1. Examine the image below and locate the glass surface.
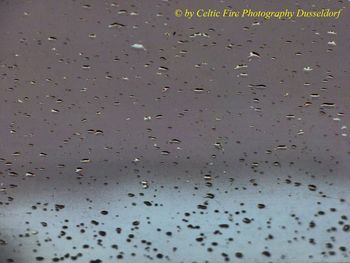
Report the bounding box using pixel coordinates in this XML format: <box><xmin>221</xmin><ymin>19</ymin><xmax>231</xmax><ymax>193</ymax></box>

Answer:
<box><xmin>0</xmin><ymin>0</ymin><xmax>349</xmax><ymax>262</ymax></box>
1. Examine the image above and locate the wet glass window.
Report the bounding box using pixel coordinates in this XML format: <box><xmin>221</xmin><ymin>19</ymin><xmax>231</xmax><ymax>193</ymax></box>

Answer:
<box><xmin>0</xmin><ymin>1</ymin><xmax>349</xmax><ymax>262</ymax></box>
